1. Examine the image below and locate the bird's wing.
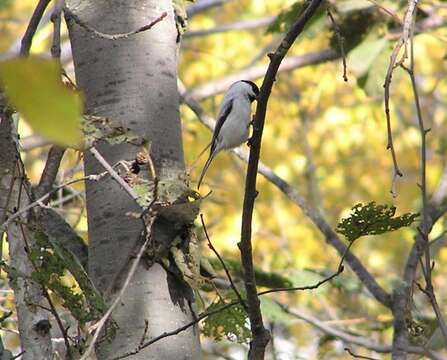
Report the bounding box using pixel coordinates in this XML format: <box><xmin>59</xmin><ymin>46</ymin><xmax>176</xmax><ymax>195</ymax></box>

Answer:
<box><xmin>197</xmin><ymin>99</ymin><xmax>234</xmax><ymax>189</ymax></box>
<box><xmin>210</xmin><ymin>98</ymin><xmax>233</xmax><ymax>153</ymax></box>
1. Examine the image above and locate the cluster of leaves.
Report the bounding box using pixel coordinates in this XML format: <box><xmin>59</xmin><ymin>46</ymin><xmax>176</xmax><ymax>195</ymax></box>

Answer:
<box><xmin>29</xmin><ymin>232</ymin><xmax>104</xmax><ymax>324</ymax></box>
<box><xmin>202</xmin><ymin>299</ymin><xmax>251</xmax><ymax>343</ymax></box>
<box><xmin>336</xmin><ymin>202</ymin><xmax>419</xmax><ymax>242</ymax></box>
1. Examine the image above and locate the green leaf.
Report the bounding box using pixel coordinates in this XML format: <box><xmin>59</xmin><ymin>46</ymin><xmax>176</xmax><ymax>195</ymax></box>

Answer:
<box><xmin>348</xmin><ymin>36</ymin><xmax>389</xmax><ymax>77</ymax></box>
<box><xmin>260</xmin><ymin>297</ymin><xmax>290</xmax><ymax>325</ymax></box>
<box><xmin>348</xmin><ymin>36</ymin><xmax>391</xmax><ymax>96</ymax></box>
<box><xmin>202</xmin><ymin>299</ymin><xmax>251</xmax><ymax>343</ymax></box>
<box><xmin>0</xmin><ymin>57</ymin><xmax>82</xmax><ymax>147</ymax></box>
<box><xmin>336</xmin><ymin>202</ymin><xmax>419</xmax><ymax>242</ymax></box>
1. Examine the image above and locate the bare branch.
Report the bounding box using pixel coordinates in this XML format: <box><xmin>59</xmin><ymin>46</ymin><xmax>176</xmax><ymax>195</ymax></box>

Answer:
<box><xmin>64</xmin><ymin>7</ymin><xmax>167</xmax><ymax>40</ymax></box>
<box><xmin>89</xmin><ymin>147</ymin><xmax>140</xmax><ymax>203</ymax></box>
<box><xmin>20</xmin><ymin>0</ymin><xmax>51</xmax><ymax>57</ymax></box>
<box><xmin>200</xmin><ymin>214</ymin><xmax>245</xmax><ymax>307</ymax></box>
<box><xmin>240</xmin><ymin>1</ymin><xmax>325</xmax><ymax>358</ymax></box>
<box><xmin>1</xmin><ymin>174</ymin><xmax>104</xmax><ymax>232</ymax></box>
<box><xmin>326</xmin><ymin>8</ymin><xmax>347</xmax><ymax>82</ymax></box>
<box><xmin>34</xmin><ymin>146</ymin><xmax>65</xmax><ymax>200</ymax></box>
<box><xmin>258</xmin><ymin>266</ymin><xmax>343</xmax><ymax>297</ymax></box>
<box><xmin>344</xmin><ymin>347</ymin><xmax>380</xmax><ymax>360</ymax></box>
<box><xmin>366</xmin><ymin>0</ymin><xmax>403</xmax><ymax>24</ymax></box>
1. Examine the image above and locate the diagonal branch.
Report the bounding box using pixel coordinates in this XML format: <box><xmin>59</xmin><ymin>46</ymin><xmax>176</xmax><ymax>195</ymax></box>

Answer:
<box><xmin>34</xmin><ymin>146</ymin><xmax>65</xmax><ymax>200</ymax></box>
<box><xmin>200</xmin><ymin>214</ymin><xmax>245</xmax><ymax>307</ymax></box>
<box><xmin>64</xmin><ymin>7</ymin><xmax>167</xmax><ymax>40</ymax></box>
<box><xmin>20</xmin><ymin>0</ymin><xmax>51</xmax><ymax>57</ymax></box>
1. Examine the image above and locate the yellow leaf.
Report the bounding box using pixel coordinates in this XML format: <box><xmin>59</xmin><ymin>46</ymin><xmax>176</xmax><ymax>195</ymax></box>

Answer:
<box><xmin>0</xmin><ymin>57</ymin><xmax>82</xmax><ymax>147</ymax></box>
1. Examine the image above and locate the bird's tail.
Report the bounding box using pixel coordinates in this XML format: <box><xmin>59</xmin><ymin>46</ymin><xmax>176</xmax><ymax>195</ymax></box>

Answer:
<box><xmin>187</xmin><ymin>142</ymin><xmax>211</xmax><ymax>173</ymax></box>
<box><xmin>197</xmin><ymin>149</ymin><xmax>216</xmax><ymax>189</ymax></box>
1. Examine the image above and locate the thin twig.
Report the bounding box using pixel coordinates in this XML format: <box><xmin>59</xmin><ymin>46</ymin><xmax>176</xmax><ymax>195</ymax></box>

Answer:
<box><xmin>240</xmin><ymin>1</ymin><xmax>325</xmax><ymax>358</ymax></box>
<box><xmin>20</xmin><ymin>0</ymin><xmax>51</xmax><ymax>56</ymax></box>
<box><xmin>200</xmin><ymin>214</ymin><xmax>245</xmax><ymax>307</ymax></box>
<box><xmin>79</xmin><ymin>216</ymin><xmax>156</xmax><ymax>360</ymax></box>
<box><xmin>64</xmin><ymin>7</ymin><xmax>167</xmax><ymax>40</ymax></box>
<box><xmin>326</xmin><ymin>8</ymin><xmax>347</xmax><ymax>82</ymax></box>
<box><xmin>1</xmin><ymin>175</ymin><xmax>105</xmax><ymax>232</ymax></box>
<box><xmin>258</xmin><ymin>241</ymin><xmax>350</xmax><ymax>297</ymax></box>
<box><xmin>89</xmin><ymin>147</ymin><xmax>140</xmax><ymax>203</ymax></box>
<box><xmin>383</xmin><ymin>0</ymin><xmax>418</xmax><ymax>196</ymax></box>
<box><xmin>138</xmin><ymin>319</ymin><xmax>149</xmax><ymax>347</ymax></box>
<box><xmin>257</xmin><ymin>266</ymin><xmax>343</xmax><ymax>296</ymax></box>
<box><xmin>44</xmin><ymin>285</ymin><xmax>72</xmax><ymax>359</ymax></box>
<box><xmin>365</xmin><ymin>0</ymin><xmax>403</xmax><ymax>24</ymax></box>
<box><xmin>11</xmin><ymin>350</ymin><xmax>26</xmax><ymax>360</ymax></box>
<box><xmin>344</xmin><ymin>347</ymin><xmax>380</xmax><ymax>360</ymax></box>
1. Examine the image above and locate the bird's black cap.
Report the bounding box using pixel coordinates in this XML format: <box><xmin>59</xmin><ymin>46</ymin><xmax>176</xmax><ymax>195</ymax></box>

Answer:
<box><xmin>241</xmin><ymin>80</ymin><xmax>259</xmax><ymax>101</ymax></box>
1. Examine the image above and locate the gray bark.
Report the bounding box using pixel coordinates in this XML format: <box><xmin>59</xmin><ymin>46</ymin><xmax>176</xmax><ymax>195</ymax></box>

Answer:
<box><xmin>0</xmin><ymin>112</ymin><xmax>53</xmax><ymax>359</ymax></box>
<box><xmin>66</xmin><ymin>1</ymin><xmax>200</xmax><ymax>359</ymax></box>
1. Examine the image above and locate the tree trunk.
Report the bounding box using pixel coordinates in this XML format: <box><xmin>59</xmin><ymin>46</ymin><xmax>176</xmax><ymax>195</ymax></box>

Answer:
<box><xmin>66</xmin><ymin>1</ymin><xmax>200</xmax><ymax>359</ymax></box>
<box><xmin>0</xmin><ymin>106</ymin><xmax>53</xmax><ymax>359</ymax></box>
